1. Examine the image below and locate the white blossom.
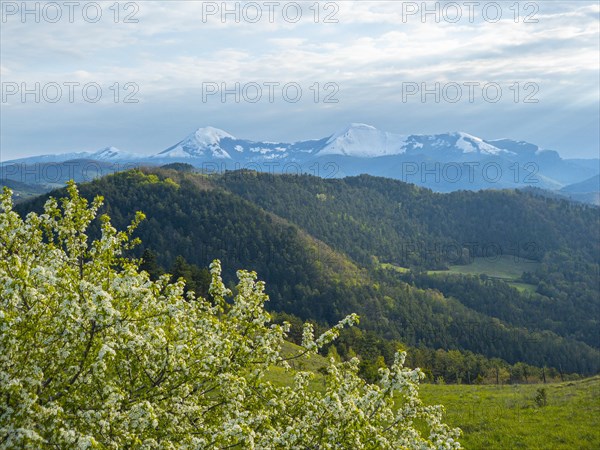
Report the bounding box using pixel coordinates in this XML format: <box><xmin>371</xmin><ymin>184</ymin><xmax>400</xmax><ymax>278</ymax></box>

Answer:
<box><xmin>0</xmin><ymin>183</ymin><xmax>461</xmax><ymax>448</ymax></box>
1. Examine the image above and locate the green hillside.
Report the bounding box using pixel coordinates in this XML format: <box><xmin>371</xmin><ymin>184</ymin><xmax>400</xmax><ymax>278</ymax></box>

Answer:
<box><xmin>16</xmin><ymin>168</ymin><xmax>600</xmax><ymax>378</ymax></box>
<box><xmin>0</xmin><ymin>179</ymin><xmax>49</xmax><ymax>203</ymax></box>
<box><xmin>216</xmin><ymin>171</ymin><xmax>599</xmax><ymax>350</ymax></box>
<box><xmin>216</xmin><ymin>171</ymin><xmax>599</xmax><ymax>267</ymax></box>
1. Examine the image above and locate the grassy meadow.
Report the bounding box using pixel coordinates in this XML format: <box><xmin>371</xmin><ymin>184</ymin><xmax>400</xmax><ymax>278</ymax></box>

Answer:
<box><xmin>266</xmin><ymin>343</ymin><xmax>600</xmax><ymax>449</ymax></box>
<box><xmin>424</xmin><ymin>255</ymin><xmax>540</xmax><ymax>293</ymax></box>
<box><xmin>419</xmin><ymin>377</ymin><xmax>600</xmax><ymax>449</ymax></box>
<box><xmin>427</xmin><ymin>255</ymin><xmax>540</xmax><ymax>279</ymax></box>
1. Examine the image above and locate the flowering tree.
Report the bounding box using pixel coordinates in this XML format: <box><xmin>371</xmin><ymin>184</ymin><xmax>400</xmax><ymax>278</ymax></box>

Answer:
<box><xmin>0</xmin><ymin>183</ymin><xmax>461</xmax><ymax>449</ymax></box>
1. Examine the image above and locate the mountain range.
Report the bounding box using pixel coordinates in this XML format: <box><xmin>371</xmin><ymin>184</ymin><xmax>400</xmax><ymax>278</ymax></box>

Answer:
<box><xmin>2</xmin><ymin>124</ymin><xmax>599</xmax><ymax>201</ymax></box>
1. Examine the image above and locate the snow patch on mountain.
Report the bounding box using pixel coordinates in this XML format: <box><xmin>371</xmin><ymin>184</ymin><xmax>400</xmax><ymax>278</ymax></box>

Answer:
<box><xmin>155</xmin><ymin>126</ymin><xmax>234</xmax><ymax>159</ymax></box>
<box><xmin>4</xmin><ymin>146</ymin><xmax>139</xmax><ymax>163</ymax></box>
<box><xmin>318</xmin><ymin>123</ymin><xmax>407</xmax><ymax>157</ymax></box>
<box><xmin>454</xmin><ymin>132</ymin><xmax>508</xmax><ymax>155</ymax></box>
<box><xmin>191</xmin><ymin>126</ymin><xmax>235</xmax><ymax>146</ymax></box>
<box><xmin>485</xmin><ymin>138</ymin><xmax>550</xmax><ymax>156</ymax></box>
<box><xmin>90</xmin><ymin>146</ymin><xmax>139</xmax><ymax>160</ymax></box>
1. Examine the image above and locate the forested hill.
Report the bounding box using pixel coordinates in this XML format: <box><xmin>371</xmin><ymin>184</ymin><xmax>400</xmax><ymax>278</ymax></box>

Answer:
<box><xmin>16</xmin><ymin>168</ymin><xmax>600</xmax><ymax>377</ymax></box>
<box><xmin>217</xmin><ymin>171</ymin><xmax>599</xmax><ymax>268</ymax></box>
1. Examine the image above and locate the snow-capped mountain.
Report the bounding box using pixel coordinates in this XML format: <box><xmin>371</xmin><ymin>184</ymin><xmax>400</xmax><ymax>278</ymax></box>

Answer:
<box><xmin>484</xmin><ymin>138</ymin><xmax>557</xmax><ymax>157</ymax></box>
<box><xmin>3</xmin><ymin>124</ymin><xmax>598</xmax><ymax>199</ymax></box>
<box><xmin>316</xmin><ymin>126</ymin><xmax>515</xmax><ymax>158</ymax></box>
<box><xmin>2</xmin><ymin>124</ymin><xmax>567</xmax><ymax>164</ymax></box>
<box><xmin>401</xmin><ymin>132</ymin><xmax>512</xmax><ymax>157</ymax></box>
<box><xmin>317</xmin><ymin>123</ymin><xmax>407</xmax><ymax>157</ymax></box>
<box><xmin>152</xmin><ymin>124</ymin><xmax>527</xmax><ymax>162</ymax></box>
<box><xmin>90</xmin><ymin>146</ymin><xmax>140</xmax><ymax>161</ymax></box>
<box><xmin>153</xmin><ymin>126</ymin><xmax>326</xmax><ymax>162</ymax></box>
<box><xmin>5</xmin><ymin>146</ymin><xmax>139</xmax><ymax>164</ymax></box>
<box><xmin>154</xmin><ymin>127</ymin><xmax>235</xmax><ymax>159</ymax></box>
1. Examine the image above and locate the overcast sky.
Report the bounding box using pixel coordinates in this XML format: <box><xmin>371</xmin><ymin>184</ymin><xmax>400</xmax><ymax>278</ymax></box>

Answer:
<box><xmin>1</xmin><ymin>1</ymin><xmax>599</xmax><ymax>160</ymax></box>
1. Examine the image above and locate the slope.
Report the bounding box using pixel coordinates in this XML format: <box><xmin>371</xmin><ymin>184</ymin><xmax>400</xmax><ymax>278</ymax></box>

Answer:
<box><xmin>15</xmin><ymin>168</ymin><xmax>600</xmax><ymax>374</ymax></box>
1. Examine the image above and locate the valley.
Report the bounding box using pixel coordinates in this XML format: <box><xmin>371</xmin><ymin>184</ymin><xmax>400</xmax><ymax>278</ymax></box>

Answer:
<box><xmin>4</xmin><ymin>163</ymin><xmax>599</xmax><ymax>449</ymax></box>
<box><xmin>15</xmin><ymin>167</ymin><xmax>600</xmax><ymax>380</ymax></box>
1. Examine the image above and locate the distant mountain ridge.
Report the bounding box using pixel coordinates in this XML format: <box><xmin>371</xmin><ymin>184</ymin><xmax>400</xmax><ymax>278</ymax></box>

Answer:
<box><xmin>6</xmin><ymin>146</ymin><xmax>139</xmax><ymax>163</ymax></box>
<box><xmin>3</xmin><ymin>124</ymin><xmax>599</xmax><ymax>197</ymax></box>
<box><xmin>562</xmin><ymin>174</ymin><xmax>600</xmax><ymax>193</ymax></box>
<box><xmin>559</xmin><ymin>175</ymin><xmax>600</xmax><ymax>205</ymax></box>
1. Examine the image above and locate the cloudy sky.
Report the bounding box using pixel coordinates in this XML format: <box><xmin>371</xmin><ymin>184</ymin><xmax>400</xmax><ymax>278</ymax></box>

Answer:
<box><xmin>1</xmin><ymin>1</ymin><xmax>599</xmax><ymax>160</ymax></box>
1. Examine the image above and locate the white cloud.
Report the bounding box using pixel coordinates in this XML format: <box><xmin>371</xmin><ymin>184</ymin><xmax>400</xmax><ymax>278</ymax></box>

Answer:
<box><xmin>0</xmin><ymin>1</ymin><xmax>598</xmax><ymax>159</ymax></box>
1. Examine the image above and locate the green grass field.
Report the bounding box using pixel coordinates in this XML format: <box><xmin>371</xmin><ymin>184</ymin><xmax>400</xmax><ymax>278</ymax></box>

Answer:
<box><xmin>383</xmin><ymin>255</ymin><xmax>540</xmax><ymax>292</ymax></box>
<box><xmin>507</xmin><ymin>281</ymin><xmax>538</xmax><ymax>293</ymax></box>
<box><xmin>426</xmin><ymin>255</ymin><xmax>540</xmax><ymax>292</ymax></box>
<box><xmin>419</xmin><ymin>377</ymin><xmax>600</xmax><ymax>449</ymax></box>
<box><xmin>428</xmin><ymin>255</ymin><xmax>540</xmax><ymax>280</ymax></box>
<box><xmin>266</xmin><ymin>344</ymin><xmax>600</xmax><ymax>449</ymax></box>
